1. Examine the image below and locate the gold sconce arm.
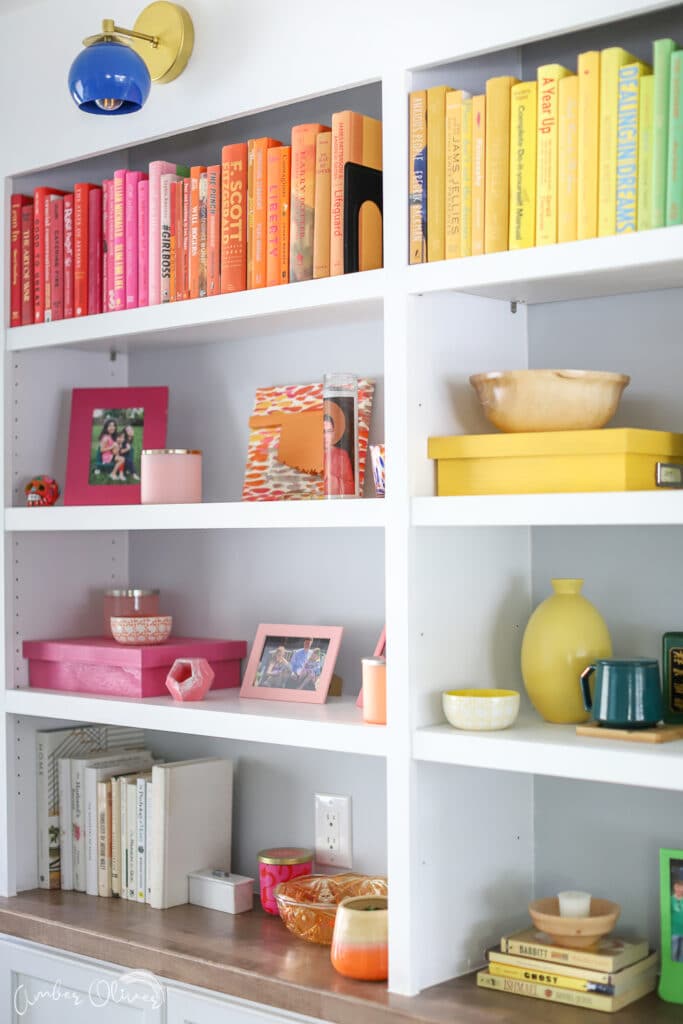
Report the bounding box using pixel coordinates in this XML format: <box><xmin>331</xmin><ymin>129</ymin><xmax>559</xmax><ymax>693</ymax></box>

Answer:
<box><xmin>79</xmin><ymin>4</ymin><xmax>194</xmax><ymax>84</ymax></box>
<box><xmin>83</xmin><ymin>19</ymin><xmax>159</xmax><ymax>49</ymax></box>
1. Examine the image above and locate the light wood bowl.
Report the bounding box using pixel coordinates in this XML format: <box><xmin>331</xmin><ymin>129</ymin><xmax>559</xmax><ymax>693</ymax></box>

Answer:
<box><xmin>469</xmin><ymin>370</ymin><xmax>630</xmax><ymax>432</ymax></box>
<box><xmin>528</xmin><ymin>897</ymin><xmax>621</xmax><ymax>949</ymax></box>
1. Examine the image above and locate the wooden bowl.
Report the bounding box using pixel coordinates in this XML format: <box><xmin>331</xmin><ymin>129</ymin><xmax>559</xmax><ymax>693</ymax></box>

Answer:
<box><xmin>469</xmin><ymin>370</ymin><xmax>630</xmax><ymax>432</ymax></box>
<box><xmin>528</xmin><ymin>897</ymin><xmax>621</xmax><ymax>949</ymax></box>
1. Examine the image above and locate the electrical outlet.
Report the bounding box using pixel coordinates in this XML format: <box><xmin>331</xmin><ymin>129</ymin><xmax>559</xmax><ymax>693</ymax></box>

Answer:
<box><xmin>314</xmin><ymin>793</ymin><xmax>352</xmax><ymax>868</ymax></box>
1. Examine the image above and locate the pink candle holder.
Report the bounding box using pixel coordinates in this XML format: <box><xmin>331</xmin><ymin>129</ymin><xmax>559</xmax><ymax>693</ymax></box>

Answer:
<box><xmin>257</xmin><ymin>847</ymin><xmax>313</xmax><ymax>915</ymax></box>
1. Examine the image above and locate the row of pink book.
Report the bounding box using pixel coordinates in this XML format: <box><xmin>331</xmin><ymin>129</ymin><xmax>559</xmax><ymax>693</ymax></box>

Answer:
<box><xmin>9</xmin><ymin>111</ymin><xmax>383</xmax><ymax>328</ymax></box>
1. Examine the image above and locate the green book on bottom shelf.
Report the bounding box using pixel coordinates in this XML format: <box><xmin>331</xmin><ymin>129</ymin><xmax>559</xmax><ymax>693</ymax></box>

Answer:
<box><xmin>477</xmin><ymin>966</ymin><xmax>657</xmax><ymax>1013</ymax></box>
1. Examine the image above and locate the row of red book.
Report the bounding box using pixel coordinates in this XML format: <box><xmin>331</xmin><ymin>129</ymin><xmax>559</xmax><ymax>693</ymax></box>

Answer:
<box><xmin>9</xmin><ymin>111</ymin><xmax>383</xmax><ymax>328</ymax></box>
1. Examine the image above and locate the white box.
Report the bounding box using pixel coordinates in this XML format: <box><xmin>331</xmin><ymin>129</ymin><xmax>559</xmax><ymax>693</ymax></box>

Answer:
<box><xmin>188</xmin><ymin>869</ymin><xmax>254</xmax><ymax>914</ymax></box>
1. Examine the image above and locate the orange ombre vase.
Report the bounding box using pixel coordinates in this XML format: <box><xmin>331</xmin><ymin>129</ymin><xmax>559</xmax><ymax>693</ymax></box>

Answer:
<box><xmin>330</xmin><ymin>895</ymin><xmax>388</xmax><ymax>981</ymax></box>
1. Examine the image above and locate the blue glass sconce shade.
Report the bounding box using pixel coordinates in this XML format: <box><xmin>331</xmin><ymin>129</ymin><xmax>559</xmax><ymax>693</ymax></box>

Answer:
<box><xmin>68</xmin><ymin>40</ymin><xmax>152</xmax><ymax>114</ymax></box>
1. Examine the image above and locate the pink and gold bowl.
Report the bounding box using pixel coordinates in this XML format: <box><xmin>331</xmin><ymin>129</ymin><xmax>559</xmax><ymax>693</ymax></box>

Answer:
<box><xmin>110</xmin><ymin>615</ymin><xmax>172</xmax><ymax>645</ymax></box>
<box><xmin>274</xmin><ymin>873</ymin><xmax>388</xmax><ymax>945</ymax></box>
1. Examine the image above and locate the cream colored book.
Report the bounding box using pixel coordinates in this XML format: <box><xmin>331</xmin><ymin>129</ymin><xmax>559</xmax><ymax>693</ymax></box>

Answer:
<box><xmin>150</xmin><ymin>758</ymin><xmax>233</xmax><ymax>910</ymax></box>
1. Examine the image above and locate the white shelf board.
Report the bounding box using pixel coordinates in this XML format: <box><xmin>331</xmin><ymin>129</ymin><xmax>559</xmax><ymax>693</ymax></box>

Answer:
<box><xmin>406</xmin><ymin>226</ymin><xmax>683</xmax><ymax>304</ymax></box>
<box><xmin>5</xmin><ymin>688</ymin><xmax>385</xmax><ymax>757</ymax></box>
<box><xmin>5</xmin><ymin>499</ymin><xmax>385</xmax><ymax>532</ymax></box>
<box><xmin>412</xmin><ymin>491</ymin><xmax>683</xmax><ymax>527</ymax></box>
<box><xmin>7</xmin><ymin>271</ymin><xmax>385</xmax><ymax>353</ymax></box>
<box><xmin>413</xmin><ymin>716</ymin><xmax>683</xmax><ymax>791</ymax></box>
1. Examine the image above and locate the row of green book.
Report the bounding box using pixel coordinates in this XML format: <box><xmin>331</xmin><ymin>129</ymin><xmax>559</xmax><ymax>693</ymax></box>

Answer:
<box><xmin>409</xmin><ymin>37</ymin><xmax>683</xmax><ymax>262</ymax></box>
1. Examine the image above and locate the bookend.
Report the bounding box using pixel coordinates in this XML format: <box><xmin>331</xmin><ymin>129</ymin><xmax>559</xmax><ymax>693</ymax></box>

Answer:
<box><xmin>343</xmin><ymin>163</ymin><xmax>383</xmax><ymax>274</ymax></box>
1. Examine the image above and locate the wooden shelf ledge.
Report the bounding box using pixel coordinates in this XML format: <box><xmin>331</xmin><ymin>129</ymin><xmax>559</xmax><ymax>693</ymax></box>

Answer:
<box><xmin>0</xmin><ymin>891</ymin><xmax>675</xmax><ymax>1023</ymax></box>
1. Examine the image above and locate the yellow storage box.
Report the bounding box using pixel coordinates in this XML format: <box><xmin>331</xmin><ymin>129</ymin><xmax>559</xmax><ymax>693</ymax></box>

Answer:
<box><xmin>428</xmin><ymin>428</ymin><xmax>683</xmax><ymax>496</ymax></box>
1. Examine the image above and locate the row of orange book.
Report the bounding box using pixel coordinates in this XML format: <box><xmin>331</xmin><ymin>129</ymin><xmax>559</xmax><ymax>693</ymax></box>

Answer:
<box><xmin>9</xmin><ymin>110</ymin><xmax>383</xmax><ymax>327</ymax></box>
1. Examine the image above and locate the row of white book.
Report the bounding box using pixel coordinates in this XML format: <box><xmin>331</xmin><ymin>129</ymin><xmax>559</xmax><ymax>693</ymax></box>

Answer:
<box><xmin>37</xmin><ymin>725</ymin><xmax>233</xmax><ymax>910</ymax></box>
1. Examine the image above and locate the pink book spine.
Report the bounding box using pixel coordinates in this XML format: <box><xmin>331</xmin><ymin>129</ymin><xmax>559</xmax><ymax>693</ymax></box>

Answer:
<box><xmin>148</xmin><ymin>160</ymin><xmax>176</xmax><ymax>305</ymax></box>
<box><xmin>106</xmin><ymin>179</ymin><xmax>115</xmax><ymax>311</ymax></box>
<box><xmin>88</xmin><ymin>187</ymin><xmax>102</xmax><ymax>315</ymax></box>
<box><xmin>125</xmin><ymin>170</ymin><xmax>144</xmax><ymax>308</ymax></box>
<box><xmin>63</xmin><ymin>195</ymin><xmax>74</xmax><ymax>319</ymax></box>
<box><xmin>101</xmin><ymin>181</ymin><xmax>109</xmax><ymax>313</ymax></box>
<box><xmin>138</xmin><ymin>179</ymin><xmax>149</xmax><ymax>307</ymax></box>
<box><xmin>113</xmin><ymin>169</ymin><xmax>126</xmax><ymax>311</ymax></box>
<box><xmin>182</xmin><ymin>178</ymin><xmax>191</xmax><ymax>299</ymax></box>
<box><xmin>49</xmin><ymin>196</ymin><xmax>64</xmax><ymax>322</ymax></box>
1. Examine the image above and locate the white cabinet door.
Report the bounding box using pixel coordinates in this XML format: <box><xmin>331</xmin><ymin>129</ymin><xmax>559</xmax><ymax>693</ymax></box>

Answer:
<box><xmin>0</xmin><ymin>940</ymin><xmax>164</xmax><ymax>1023</ymax></box>
<box><xmin>167</xmin><ymin>987</ymin><xmax>327</xmax><ymax>1024</ymax></box>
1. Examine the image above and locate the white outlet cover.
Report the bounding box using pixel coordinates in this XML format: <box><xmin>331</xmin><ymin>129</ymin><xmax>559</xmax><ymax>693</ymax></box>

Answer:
<box><xmin>314</xmin><ymin>792</ymin><xmax>352</xmax><ymax>868</ymax></box>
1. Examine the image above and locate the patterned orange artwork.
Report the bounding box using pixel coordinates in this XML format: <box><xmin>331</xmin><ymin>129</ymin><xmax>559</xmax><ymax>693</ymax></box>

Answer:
<box><xmin>243</xmin><ymin>380</ymin><xmax>374</xmax><ymax>501</ymax></box>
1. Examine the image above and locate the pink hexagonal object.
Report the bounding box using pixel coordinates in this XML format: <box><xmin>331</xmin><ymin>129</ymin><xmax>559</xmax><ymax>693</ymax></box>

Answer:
<box><xmin>166</xmin><ymin>657</ymin><xmax>215</xmax><ymax>702</ymax></box>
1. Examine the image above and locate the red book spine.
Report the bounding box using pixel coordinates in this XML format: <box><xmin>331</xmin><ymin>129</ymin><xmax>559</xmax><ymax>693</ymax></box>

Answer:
<box><xmin>74</xmin><ymin>183</ymin><xmax>92</xmax><ymax>317</ymax></box>
<box><xmin>10</xmin><ymin>195</ymin><xmax>30</xmax><ymax>326</ymax></box>
<box><xmin>174</xmin><ymin>177</ymin><xmax>184</xmax><ymax>300</ymax></box>
<box><xmin>88</xmin><ymin>187</ymin><xmax>102</xmax><ymax>315</ymax></box>
<box><xmin>207</xmin><ymin>165</ymin><xmax>221</xmax><ymax>295</ymax></box>
<box><xmin>182</xmin><ymin>178</ymin><xmax>191</xmax><ymax>298</ymax></box>
<box><xmin>43</xmin><ymin>195</ymin><xmax>53</xmax><ymax>321</ymax></box>
<box><xmin>32</xmin><ymin>187</ymin><xmax>64</xmax><ymax>322</ymax></box>
<box><xmin>20</xmin><ymin>205</ymin><xmax>34</xmax><ymax>326</ymax></box>
<box><xmin>220</xmin><ymin>143</ymin><xmax>248</xmax><ymax>293</ymax></box>
<box><xmin>63</xmin><ymin>195</ymin><xmax>74</xmax><ymax>319</ymax></box>
<box><xmin>101</xmin><ymin>182</ymin><xmax>109</xmax><ymax>313</ymax></box>
<box><xmin>137</xmin><ymin>179</ymin><xmax>149</xmax><ymax>307</ymax></box>
<box><xmin>49</xmin><ymin>196</ymin><xmax>64</xmax><ymax>321</ymax></box>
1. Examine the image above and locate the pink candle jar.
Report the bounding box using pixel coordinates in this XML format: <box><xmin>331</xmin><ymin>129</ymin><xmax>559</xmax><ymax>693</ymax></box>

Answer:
<box><xmin>362</xmin><ymin>657</ymin><xmax>386</xmax><ymax>724</ymax></box>
<box><xmin>257</xmin><ymin>847</ymin><xmax>313</xmax><ymax>915</ymax></box>
<box><xmin>103</xmin><ymin>588</ymin><xmax>160</xmax><ymax>637</ymax></box>
<box><xmin>141</xmin><ymin>449</ymin><xmax>202</xmax><ymax>504</ymax></box>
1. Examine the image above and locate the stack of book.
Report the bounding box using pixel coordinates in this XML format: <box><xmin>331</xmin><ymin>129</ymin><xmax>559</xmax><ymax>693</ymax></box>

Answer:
<box><xmin>409</xmin><ymin>35</ymin><xmax>683</xmax><ymax>262</ymax></box>
<box><xmin>9</xmin><ymin>109</ymin><xmax>383</xmax><ymax>328</ymax></box>
<box><xmin>477</xmin><ymin>926</ymin><xmax>658</xmax><ymax>1013</ymax></box>
<box><xmin>37</xmin><ymin>724</ymin><xmax>233</xmax><ymax>910</ymax></box>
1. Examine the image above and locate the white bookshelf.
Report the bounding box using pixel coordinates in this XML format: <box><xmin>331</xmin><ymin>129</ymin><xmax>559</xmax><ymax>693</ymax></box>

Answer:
<box><xmin>2</xmin><ymin>0</ymin><xmax>683</xmax><ymax>1016</ymax></box>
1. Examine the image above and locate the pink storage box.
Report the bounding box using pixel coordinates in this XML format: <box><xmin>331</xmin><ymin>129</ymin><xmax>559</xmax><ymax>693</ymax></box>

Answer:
<box><xmin>23</xmin><ymin>636</ymin><xmax>247</xmax><ymax>699</ymax></box>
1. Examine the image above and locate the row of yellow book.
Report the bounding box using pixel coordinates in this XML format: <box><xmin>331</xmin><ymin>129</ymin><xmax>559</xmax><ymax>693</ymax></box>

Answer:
<box><xmin>409</xmin><ymin>37</ymin><xmax>683</xmax><ymax>262</ymax></box>
<box><xmin>477</xmin><ymin>926</ymin><xmax>658</xmax><ymax>1014</ymax></box>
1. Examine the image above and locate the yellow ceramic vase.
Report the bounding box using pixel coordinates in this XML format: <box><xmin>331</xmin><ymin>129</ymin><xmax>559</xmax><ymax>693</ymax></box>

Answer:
<box><xmin>521</xmin><ymin>579</ymin><xmax>612</xmax><ymax>724</ymax></box>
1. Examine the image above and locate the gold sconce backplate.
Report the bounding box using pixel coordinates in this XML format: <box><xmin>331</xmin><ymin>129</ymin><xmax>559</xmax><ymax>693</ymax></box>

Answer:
<box><xmin>130</xmin><ymin>1</ymin><xmax>194</xmax><ymax>83</ymax></box>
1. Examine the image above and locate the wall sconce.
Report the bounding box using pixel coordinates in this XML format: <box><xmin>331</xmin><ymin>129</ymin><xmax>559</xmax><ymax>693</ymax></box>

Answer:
<box><xmin>68</xmin><ymin>2</ymin><xmax>194</xmax><ymax>115</ymax></box>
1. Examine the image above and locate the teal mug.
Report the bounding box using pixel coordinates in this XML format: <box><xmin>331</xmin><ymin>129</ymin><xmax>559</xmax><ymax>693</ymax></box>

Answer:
<box><xmin>580</xmin><ymin>659</ymin><xmax>663</xmax><ymax>729</ymax></box>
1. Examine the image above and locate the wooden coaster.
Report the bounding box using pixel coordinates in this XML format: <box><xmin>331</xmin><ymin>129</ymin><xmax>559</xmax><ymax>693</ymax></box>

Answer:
<box><xmin>576</xmin><ymin>722</ymin><xmax>683</xmax><ymax>743</ymax></box>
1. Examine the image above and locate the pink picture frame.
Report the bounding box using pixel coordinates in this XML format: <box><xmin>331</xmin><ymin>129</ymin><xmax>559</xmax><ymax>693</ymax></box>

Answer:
<box><xmin>357</xmin><ymin>626</ymin><xmax>386</xmax><ymax>708</ymax></box>
<box><xmin>240</xmin><ymin>624</ymin><xmax>344</xmax><ymax>704</ymax></box>
<box><xmin>64</xmin><ymin>386</ymin><xmax>169</xmax><ymax>506</ymax></box>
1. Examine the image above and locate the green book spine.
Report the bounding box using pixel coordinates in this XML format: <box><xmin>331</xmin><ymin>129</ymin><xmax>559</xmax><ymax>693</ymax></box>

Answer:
<box><xmin>616</xmin><ymin>64</ymin><xmax>641</xmax><ymax>233</ymax></box>
<box><xmin>666</xmin><ymin>51</ymin><xmax>683</xmax><ymax>224</ymax></box>
<box><xmin>652</xmin><ymin>38</ymin><xmax>677</xmax><ymax>227</ymax></box>
<box><xmin>638</xmin><ymin>76</ymin><xmax>654</xmax><ymax>230</ymax></box>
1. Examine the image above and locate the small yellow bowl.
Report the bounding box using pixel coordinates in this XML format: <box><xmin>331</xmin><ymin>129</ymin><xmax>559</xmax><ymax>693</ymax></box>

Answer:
<box><xmin>442</xmin><ymin>689</ymin><xmax>520</xmax><ymax>731</ymax></box>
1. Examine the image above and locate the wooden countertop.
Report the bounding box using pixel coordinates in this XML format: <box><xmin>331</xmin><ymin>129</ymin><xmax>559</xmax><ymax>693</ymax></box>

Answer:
<box><xmin>0</xmin><ymin>891</ymin><xmax>679</xmax><ymax>1023</ymax></box>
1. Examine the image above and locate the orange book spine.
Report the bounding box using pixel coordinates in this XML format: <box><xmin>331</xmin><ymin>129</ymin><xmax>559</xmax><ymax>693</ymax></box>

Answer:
<box><xmin>290</xmin><ymin>123</ymin><xmax>329</xmax><ymax>282</ymax></box>
<box><xmin>471</xmin><ymin>95</ymin><xmax>486</xmax><ymax>256</ymax></box>
<box><xmin>360</xmin><ymin>115</ymin><xmax>383</xmax><ymax>271</ymax></box>
<box><xmin>207</xmin><ymin>165</ymin><xmax>221</xmax><ymax>295</ymax></box>
<box><xmin>266</xmin><ymin>146</ymin><xmax>291</xmax><ymax>287</ymax></box>
<box><xmin>169</xmin><ymin>181</ymin><xmax>177</xmax><ymax>302</ymax></box>
<box><xmin>313</xmin><ymin>132</ymin><xmax>332</xmax><ymax>278</ymax></box>
<box><xmin>221</xmin><ymin>143</ymin><xmax>247</xmax><ymax>293</ymax></box>
<box><xmin>189</xmin><ymin>165</ymin><xmax>206</xmax><ymax>299</ymax></box>
<box><xmin>330</xmin><ymin>112</ymin><xmax>362</xmax><ymax>276</ymax></box>
<box><xmin>247</xmin><ymin>140</ymin><xmax>255</xmax><ymax>288</ymax></box>
<box><xmin>252</xmin><ymin>138</ymin><xmax>281</xmax><ymax>289</ymax></box>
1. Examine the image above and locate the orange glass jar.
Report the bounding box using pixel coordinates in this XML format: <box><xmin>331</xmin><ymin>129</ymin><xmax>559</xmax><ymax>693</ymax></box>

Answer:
<box><xmin>330</xmin><ymin>895</ymin><xmax>388</xmax><ymax>981</ymax></box>
<box><xmin>361</xmin><ymin>657</ymin><xmax>386</xmax><ymax>724</ymax></box>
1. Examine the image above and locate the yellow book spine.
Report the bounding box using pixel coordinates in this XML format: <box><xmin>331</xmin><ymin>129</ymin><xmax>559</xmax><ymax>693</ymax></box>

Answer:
<box><xmin>360</xmin><ymin>115</ymin><xmax>383</xmax><ymax>272</ymax></box>
<box><xmin>638</xmin><ymin>75</ymin><xmax>655</xmax><ymax>230</ymax></box>
<box><xmin>471</xmin><ymin>94</ymin><xmax>486</xmax><ymax>256</ymax></box>
<box><xmin>536</xmin><ymin>64</ymin><xmax>573</xmax><ymax>246</ymax></box>
<box><xmin>489</xmin><ymin>962</ymin><xmax>608</xmax><ymax>994</ymax></box>
<box><xmin>461</xmin><ymin>98</ymin><xmax>473</xmax><ymax>256</ymax></box>
<box><xmin>577</xmin><ymin>51</ymin><xmax>600</xmax><ymax>240</ymax></box>
<box><xmin>616</xmin><ymin>62</ymin><xmax>650</xmax><ymax>233</ymax></box>
<box><xmin>409</xmin><ymin>90</ymin><xmax>427</xmax><ymax>264</ymax></box>
<box><xmin>313</xmin><ymin>132</ymin><xmax>332</xmax><ymax>278</ymax></box>
<box><xmin>485</xmin><ymin>76</ymin><xmax>518</xmax><ymax>253</ymax></box>
<box><xmin>427</xmin><ymin>86</ymin><xmax>452</xmax><ymax>261</ymax></box>
<box><xmin>509</xmin><ymin>82</ymin><xmax>537</xmax><ymax>249</ymax></box>
<box><xmin>445</xmin><ymin>90</ymin><xmax>468</xmax><ymax>259</ymax></box>
<box><xmin>558</xmin><ymin>75</ymin><xmax>579</xmax><ymax>243</ymax></box>
<box><xmin>598</xmin><ymin>47</ymin><xmax>637</xmax><ymax>236</ymax></box>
